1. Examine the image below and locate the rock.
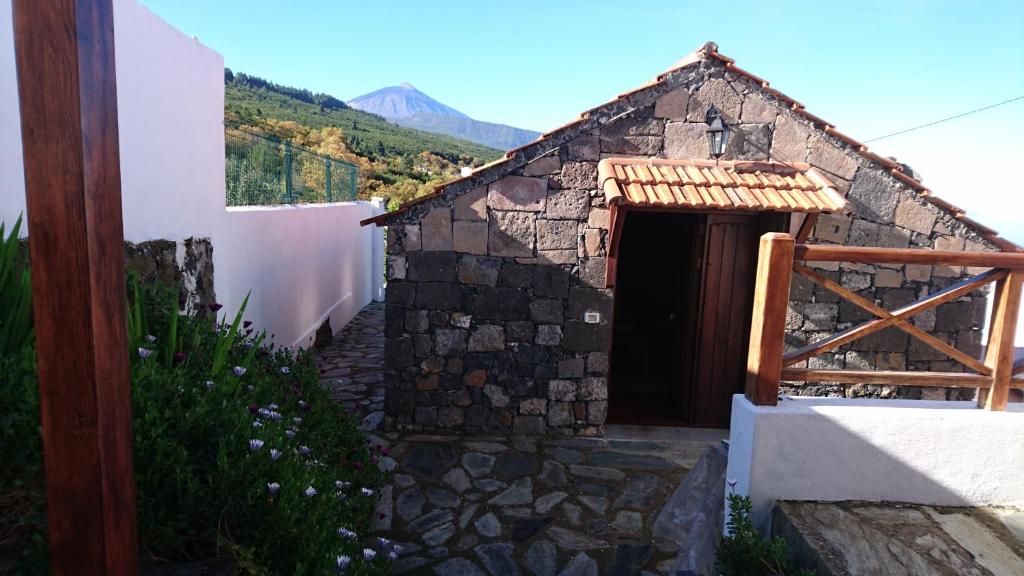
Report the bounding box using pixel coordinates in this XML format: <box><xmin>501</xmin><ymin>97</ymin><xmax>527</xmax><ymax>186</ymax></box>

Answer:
<box><xmin>535</xmin><ymin>325</ymin><xmax>563</xmax><ymax>346</ymax></box>
<box><xmin>407</xmin><ymin>251</ymin><xmax>457</xmax><ymax>282</ymax></box>
<box><xmin>567</xmin><ymin>133</ymin><xmax>599</xmax><ymax>161</ymax></box>
<box><xmin>770</xmin><ymin>114</ymin><xmax>810</xmax><ymax>162</ymax></box>
<box><xmin>524</xmin><ymin>539</ymin><xmax>557</xmax><ymax>576</ymax></box>
<box><xmin>605</xmin><ymin>544</ymin><xmax>652</xmax><ymax>576</ymax></box>
<box><xmin>568</xmin><ymin>464</ymin><xmax>625</xmax><ymax>481</ymax></box>
<box><xmin>392</xmin><ymin>556</ymin><xmax>429</xmax><ymax>574</ymax></box>
<box><xmin>454</xmin><ymin>221</ymin><xmax>489</xmax><ymax>255</ymax></box>
<box><xmin>423</xmin><ymin>522</ymin><xmax>456</xmax><ymax>547</ymax></box>
<box><xmin>489</xmin><ymin>478</ymin><xmax>533</xmax><ymax>506</ymax></box>
<box><xmin>484</xmin><ymin>384</ymin><xmax>510</xmax><ymax>408</ymax></box>
<box><xmin>562</xmin><ymin>503</ymin><xmax>582</xmax><ymax>527</ymax></box>
<box><xmin>405</xmin><ymin>440</ymin><xmax>458</xmax><ymax>473</ymax></box>
<box><xmin>422</xmin><ymin>208</ymin><xmax>453</xmax><ymax>251</ymax></box>
<box><xmin>435</xmin><ymin>329</ymin><xmax>468</xmax><ymax>356</ymax></box>
<box><xmin>547</xmin><ymin>527</ymin><xmax>608</xmax><ymax>551</ymax></box>
<box><xmin>611</xmin><ymin>511</ymin><xmax>643</xmax><ymax>533</ymax></box>
<box><xmin>434</xmin><ymin>557</ymin><xmax>486</xmax><ymax>576</ymax></box>
<box><xmin>463</xmin><ymin>452</ymin><xmax>497</xmax><ymax>477</ymax></box>
<box><xmin>847</xmin><ymin>169</ymin><xmax>900</xmax><ymax>223</ymax></box>
<box><xmin>513</xmin><ymin>436</ymin><xmax>538</xmax><ymax>453</ymax></box>
<box><xmin>428</xmin><ymin>547</ymin><xmax>449</xmax><ymax>558</ymax></box>
<box><xmin>503</xmin><ymin>507</ymin><xmax>533</xmax><ymax>518</ymax></box>
<box><xmin>535</xmin><ymin>492</ymin><xmax>568</xmax><ymax>514</ymax></box>
<box><xmin>394</xmin><ymin>474</ymin><xmax>416</xmax><ymax>488</ymax></box>
<box><xmin>458</xmin><ymin>255</ymin><xmax>502</xmax><ymax>286</ymax></box>
<box><xmin>474</xmin><ymin>543</ymin><xmax>519</xmax><ymax>576</ymax></box>
<box><xmin>538</xmin><ymin>460</ymin><xmax>569</xmax><ymax>487</ymax></box>
<box><xmin>545</xmin><ymin>188</ymin><xmax>590</xmax><ymax>220</ymax></box>
<box><xmin>459</xmin><ymin>503</ymin><xmax>480</xmax><ymax>529</ymax></box>
<box><xmin>655</xmin><ymin>87</ymin><xmax>689</xmax><ymax>120</ymax></box>
<box><xmin>372</xmin><ymin>485</ymin><xmax>393</xmax><ymax>531</ymax></box>
<box><xmin>808</xmin><ymin>133</ymin><xmax>858</xmax><ymax>180</ymax></box>
<box><xmin>396</xmin><ymin>487</ymin><xmax>426</xmax><ymax>521</ymax></box>
<box><xmin>578</xmin><ymin>495</ymin><xmax>608</xmax><ymax>515</ymax></box>
<box><xmin>408</xmin><ymin>509</ymin><xmax>454</xmax><ymax>533</ymax></box>
<box><xmin>463</xmin><ymin>441</ymin><xmax>508</xmax><ymax>453</ymax></box>
<box><xmin>557</xmin><ymin>552</ymin><xmax>598</xmax><ymax>576</ymax></box>
<box><xmin>456</xmin><ymin>534</ymin><xmax>479</xmax><ymax>551</ymax></box>
<box><xmin>663</xmin><ymin>122</ymin><xmax>708</xmax><ymax>160</ymax></box>
<box><xmin>488</xmin><ymin>176</ymin><xmax>547</xmax><ymax>212</ymax></box>
<box><xmin>454</xmin><ymin>186</ymin><xmax>487</xmax><ymax>220</ymax></box>
<box><xmin>494</xmin><ymin>451</ymin><xmax>538</xmax><ymax>481</ymax></box>
<box><xmin>587</xmin><ymin>450</ymin><xmax>674</xmax><ymax>469</ymax></box>
<box><xmin>613</xmin><ymin>475</ymin><xmax>666</xmax><ymax>509</ymax></box>
<box><xmin>537</xmin><ymin>219</ymin><xmax>578</xmax><ymax>250</ymax></box>
<box><xmin>548</xmin><ymin>447</ymin><xmax>584</xmax><ymax>464</ymax></box>
<box><xmin>489</xmin><ymin>211</ymin><xmax>536</xmax><ymax>257</ymax></box>
<box><xmin>469</xmin><ymin>324</ymin><xmax>506</xmax><ymax>352</ymax></box>
<box><xmin>511</xmin><ymin>517</ymin><xmax>554</xmax><ymax>542</ymax></box>
<box><xmin>474</xmin><ymin>512</ymin><xmax>503</xmax><ymax>538</ymax></box>
<box><xmin>427</xmin><ymin>488</ymin><xmax>460</xmax><ymax>508</ymax></box>
<box><xmin>523</xmin><ymin>155</ymin><xmax>562</xmax><ymax>177</ymax></box>
<box><xmin>474</xmin><ymin>478</ymin><xmax>506</xmax><ymax>492</ymax></box>
<box><xmin>443</xmin><ymin>468</ymin><xmax>472</xmax><ymax>493</ymax></box>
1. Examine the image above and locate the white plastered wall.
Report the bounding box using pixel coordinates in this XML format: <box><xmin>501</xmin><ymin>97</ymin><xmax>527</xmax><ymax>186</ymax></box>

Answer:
<box><xmin>726</xmin><ymin>394</ymin><xmax>1024</xmax><ymax>532</ymax></box>
<box><xmin>0</xmin><ymin>0</ymin><xmax>384</xmax><ymax>348</ymax></box>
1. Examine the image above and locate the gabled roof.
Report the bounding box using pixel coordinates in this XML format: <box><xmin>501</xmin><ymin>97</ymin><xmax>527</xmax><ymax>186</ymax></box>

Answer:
<box><xmin>598</xmin><ymin>158</ymin><xmax>845</xmax><ymax>214</ymax></box>
<box><xmin>361</xmin><ymin>42</ymin><xmax>1018</xmax><ymax>252</ymax></box>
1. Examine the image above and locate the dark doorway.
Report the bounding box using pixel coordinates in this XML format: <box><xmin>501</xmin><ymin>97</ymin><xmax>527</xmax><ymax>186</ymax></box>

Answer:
<box><xmin>608</xmin><ymin>210</ymin><xmax>788</xmax><ymax>427</ymax></box>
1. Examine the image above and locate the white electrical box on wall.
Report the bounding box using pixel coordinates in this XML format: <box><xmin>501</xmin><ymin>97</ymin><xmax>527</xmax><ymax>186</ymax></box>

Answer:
<box><xmin>583</xmin><ymin>311</ymin><xmax>601</xmax><ymax>324</ymax></box>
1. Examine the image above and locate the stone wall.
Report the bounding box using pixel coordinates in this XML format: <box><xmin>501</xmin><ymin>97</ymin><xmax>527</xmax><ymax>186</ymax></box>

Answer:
<box><xmin>125</xmin><ymin>237</ymin><xmax>215</xmax><ymax>310</ymax></box>
<box><xmin>381</xmin><ymin>58</ymin><xmax>994</xmax><ymax>433</ymax></box>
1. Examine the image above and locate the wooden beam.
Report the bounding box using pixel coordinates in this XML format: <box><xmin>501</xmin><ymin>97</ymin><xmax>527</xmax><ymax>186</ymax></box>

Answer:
<box><xmin>978</xmin><ymin>272</ymin><xmax>1023</xmax><ymax>410</ymax></box>
<box><xmin>12</xmin><ymin>0</ymin><xmax>138</xmax><ymax>573</ymax></box>
<box><xmin>781</xmin><ymin>369</ymin><xmax>992</xmax><ymax>388</ymax></box>
<box><xmin>784</xmin><ymin>268</ymin><xmax>1006</xmax><ymax>367</ymax></box>
<box><xmin>794</xmin><ymin>244</ymin><xmax>1024</xmax><ymax>268</ymax></box>
<box><xmin>793</xmin><ymin>265</ymin><xmax>991</xmax><ymax>375</ymax></box>
<box><xmin>745</xmin><ymin>232</ymin><xmax>795</xmax><ymax>405</ymax></box>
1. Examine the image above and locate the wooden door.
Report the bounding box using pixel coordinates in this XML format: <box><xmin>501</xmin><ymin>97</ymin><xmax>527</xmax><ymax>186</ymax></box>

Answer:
<box><xmin>688</xmin><ymin>214</ymin><xmax>762</xmax><ymax>427</ymax></box>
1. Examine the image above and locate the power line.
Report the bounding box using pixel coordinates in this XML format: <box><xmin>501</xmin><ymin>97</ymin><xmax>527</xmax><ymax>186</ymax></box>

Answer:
<box><xmin>864</xmin><ymin>95</ymin><xmax>1024</xmax><ymax>143</ymax></box>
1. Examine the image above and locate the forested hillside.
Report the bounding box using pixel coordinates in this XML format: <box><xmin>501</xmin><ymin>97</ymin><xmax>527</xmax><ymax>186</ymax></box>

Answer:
<box><xmin>224</xmin><ymin>70</ymin><xmax>502</xmax><ymax>206</ymax></box>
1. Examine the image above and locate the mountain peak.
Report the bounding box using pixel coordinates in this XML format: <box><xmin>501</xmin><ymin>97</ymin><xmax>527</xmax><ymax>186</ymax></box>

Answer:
<box><xmin>348</xmin><ymin>84</ymin><xmax>469</xmax><ymax>120</ymax></box>
<box><xmin>399</xmin><ymin>82</ymin><xmax>416</xmax><ymax>90</ymax></box>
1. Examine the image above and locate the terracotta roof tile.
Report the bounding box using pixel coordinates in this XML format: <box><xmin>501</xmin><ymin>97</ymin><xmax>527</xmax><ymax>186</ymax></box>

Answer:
<box><xmin>598</xmin><ymin>158</ymin><xmax>846</xmax><ymax>214</ymax></box>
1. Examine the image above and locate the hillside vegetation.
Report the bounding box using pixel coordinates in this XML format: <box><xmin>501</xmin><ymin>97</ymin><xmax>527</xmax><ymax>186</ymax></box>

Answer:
<box><xmin>225</xmin><ymin>70</ymin><xmax>502</xmax><ymax>206</ymax></box>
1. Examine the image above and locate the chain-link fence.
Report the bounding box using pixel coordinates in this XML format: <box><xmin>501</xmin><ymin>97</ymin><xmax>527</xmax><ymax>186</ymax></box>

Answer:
<box><xmin>225</xmin><ymin>125</ymin><xmax>358</xmax><ymax>206</ymax></box>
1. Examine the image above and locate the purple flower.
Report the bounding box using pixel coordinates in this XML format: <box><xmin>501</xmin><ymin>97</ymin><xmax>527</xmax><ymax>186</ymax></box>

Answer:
<box><xmin>298</xmin><ymin>445</ymin><xmax>311</xmax><ymax>455</ymax></box>
<box><xmin>243</xmin><ymin>320</ymin><xmax>253</xmax><ymax>329</ymax></box>
<box><xmin>361</xmin><ymin>487</ymin><xmax>374</xmax><ymax>497</ymax></box>
<box><xmin>362</xmin><ymin>549</ymin><xmax>376</xmax><ymax>561</ymax></box>
<box><xmin>246</xmin><ymin>385</ymin><xmax>254</xmax><ymax>392</ymax></box>
<box><xmin>173</xmin><ymin>352</ymin><xmax>187</xmax><ymax>364</ymax></box>
<box><xmin>727</xmin><ymin>478</ymin><xmax>738</xmax><ymax>488</ymax></box>
<box><xmin>268</xmin><ymin>403</ymin><xmax>279</xmax><ymax>410</ymax></box>
<box><xmin>269</xmin><ymin>448</ymin><xmax>282</xmax><ymax>460</ymax></box>
<box><xmin>208</xmin><ymin>302</ymin><xmax>223</xmax><ymax>312</ymax></box>
<box><xmin>335</xmin><ymin>480</ymin><xmax>351</xmax><ymax>490</ymax></box>
<box><xmin>387</xmin><ymin>550</ymin><xmax>398</xmax><ymax>561</ymax></box>
<box><xmin>304</xmin><ymin>486</ymin><xmax>317</xmax><ymax>497</ymax></box>
<box><xmin>285</xmin><ymin>429</ymin><xmax>296</xmax><ymax>439</ymax></box>
<box><xmin>204</xmin><ymin>380</ymin><xmax>214</xmax><ymax>390</ymax></box>
<box><xmin>280</xmin><ymin>366</ymin><xmax>291</xmax><ymax>375</ymax></box>
<box><xmin>138</xmin><ymin>347</ymin><xmax>153</xmax><ymax>359</ymax></box>
<box><xmin>144</xmin><ymin>334</ymin><xmax>157</xmax><ymax>343</ymax></box>
<box><xmin>335</xmin><ymin>555</ymin><xmax>351</xmax><ymax>571</ymax></box>
<box><xmin>337</xmin><ymin>527</ymin><xmax>356</xmax><ymax>539</ymax></box>
<box><xmin>233</xmin><ymin>366</ymin><xmax>247</xmax><ymax>377</ymax></box>
<box><xmin>268</xmin><ymin>411</ymin><xmax>283</xmax><ymax>422</ymax></box>
<box><xmin>299</xmin><ymin>400</ymin><xmax>311</xmax><ymax>412</ymax></box>
<box><xmin>248</xmin><ymin>439</ymin><xmax>264</xmax><ymax>452</ymax></box>
<box><xmin>252</xmin><ymin>421</ymin><xmax>263</xmax><ymax>428</ymax></box>
<box><xmin>293</xmin><ymin>417</ymin><xmax>302</xmax><ymax>425</ymax></box>
<box><xmin>248</xmin><ymin>404</ymin><xmax>259</xmax><ymax>414</ymax></box>
<box><xmin>267</xmin><ymin>482</ymin><xmax>280</xmax><ymax>494</ymax></box>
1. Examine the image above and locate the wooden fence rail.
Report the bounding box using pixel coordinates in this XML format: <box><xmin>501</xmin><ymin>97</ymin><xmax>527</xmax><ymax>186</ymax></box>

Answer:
<box><xmin>746</xmin><ymin>233</ymin><xmax>1024</xmax><ymax>410</ymax></box>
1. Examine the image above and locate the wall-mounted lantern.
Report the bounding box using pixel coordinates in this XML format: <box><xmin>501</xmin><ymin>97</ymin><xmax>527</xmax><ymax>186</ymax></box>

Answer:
<box><xmin>705</xmin><ymin>105</ymin><xmax>730</xmax><ymax>159</ymax></box>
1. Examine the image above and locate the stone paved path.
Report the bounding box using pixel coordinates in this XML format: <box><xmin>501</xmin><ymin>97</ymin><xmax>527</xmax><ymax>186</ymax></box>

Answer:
<box><xmin>318</xmin><ymin>302</ymin><xmax>386</xmax><ymax>432</ymax></box>
<box><xmin>321</xmin><ymin>304</ymin><xmax>726</xmax><ymax>575</ymax></box>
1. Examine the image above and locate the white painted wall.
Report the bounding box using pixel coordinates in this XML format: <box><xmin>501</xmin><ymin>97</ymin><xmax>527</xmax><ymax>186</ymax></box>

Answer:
<box><xmin>0</xmin><ymin>0</ymin><xmax>384</xmax><ymax>348</ymax></box>
<box><xmin>726</xmin><ymin>395</ymin><xmax>1024</xmax><ymax>532</ymax></box>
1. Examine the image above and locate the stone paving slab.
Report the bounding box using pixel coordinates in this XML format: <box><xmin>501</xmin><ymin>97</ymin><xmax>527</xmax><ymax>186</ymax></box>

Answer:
<box><xmin>321</xmin><ymin>304</ymin><xmax>726</xmax><ymax>574</ymax></box>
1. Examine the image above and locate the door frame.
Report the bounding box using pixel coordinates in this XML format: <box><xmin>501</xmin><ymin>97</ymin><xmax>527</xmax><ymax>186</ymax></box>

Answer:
<box><xmin>605</xmin><ymin>205</ymin><xmax>792</xmax><ymax>427</ymax></box>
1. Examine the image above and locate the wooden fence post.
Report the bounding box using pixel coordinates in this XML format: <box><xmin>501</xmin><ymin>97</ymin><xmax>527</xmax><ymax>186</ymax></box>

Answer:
<box><xmin>745</xmin><ymin>233</ymin><xmax>795</xmax><ymax>406</ymax></box>
<box><xmin>13</xmin><ymin>0</ymin><xmax>138</xmax><ymax>573</ymax></box>
<box><xmin>979</xmin><ymin>271</ymin><xmax>1022</xmax><ymax>410</ymax></box>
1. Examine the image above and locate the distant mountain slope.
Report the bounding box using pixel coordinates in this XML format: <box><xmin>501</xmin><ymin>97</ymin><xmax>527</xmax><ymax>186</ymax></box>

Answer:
<box><xmin>349</xmin><ymin>82</ymin><xmax>469</xmax><ymax>120</ymax></box>
<box><xmin>348</xmin><ymin>83</ymin><xmax>540</xmax><ymax>150</ymax></box>
<box><xmin>225</xmin><ymin>71</ymin><xmax>501</xmax><ymax>163</ymax></box>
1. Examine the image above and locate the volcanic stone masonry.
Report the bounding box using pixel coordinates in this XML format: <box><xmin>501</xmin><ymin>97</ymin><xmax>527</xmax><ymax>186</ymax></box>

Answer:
<box><xmin>381</xmin><ymin>57</ymin><xmax>996</xmax><ymax>433</ymax></box>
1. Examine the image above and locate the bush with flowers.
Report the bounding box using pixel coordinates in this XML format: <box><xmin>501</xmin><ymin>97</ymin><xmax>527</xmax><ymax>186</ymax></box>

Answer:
<box><xmin>1</xmin><ymin>217</ymin><xmax>391</xmax><ymax>574</ymax></box>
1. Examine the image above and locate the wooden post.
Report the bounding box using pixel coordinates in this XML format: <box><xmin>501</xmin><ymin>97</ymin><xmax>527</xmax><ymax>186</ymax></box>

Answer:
<box><xmin>978</xmin><ymin>271</ymin><xmax>1022</xmax><ymax>410</ymax></box>
<box><xmin>12</xmin><ymin>0</ymin><xmax>138</xmax><ymax>573</ymax></box>
<box><xmin>745</xmin><ymin>233</ymin><xmax>795</xmax><ymax>405</ymax></box>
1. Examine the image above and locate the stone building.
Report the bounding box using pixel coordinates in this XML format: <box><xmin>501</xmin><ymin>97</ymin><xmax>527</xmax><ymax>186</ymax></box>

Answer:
<box><xmin>362</xmin><ymin>42</ymin><xmax>1016</xmax><ymax>434</ymax></box>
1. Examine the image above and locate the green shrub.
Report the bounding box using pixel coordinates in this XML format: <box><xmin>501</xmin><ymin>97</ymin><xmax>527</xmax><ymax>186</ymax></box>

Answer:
<box><xmin>1</xmin><ymin>264</ymin><xmax>390</xmax><ymax>574</ymax></box>
<box><xmin>717</xmin><ymin>490</ymin><xmax>813</xmax><ymax>576</ymax></box>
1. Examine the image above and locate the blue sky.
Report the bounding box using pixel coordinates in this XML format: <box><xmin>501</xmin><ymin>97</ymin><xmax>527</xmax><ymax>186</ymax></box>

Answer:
<box><xmin>142</xmin><ymin>0</ymin><xmax>1024</xmax><ymax>243</ymax></box>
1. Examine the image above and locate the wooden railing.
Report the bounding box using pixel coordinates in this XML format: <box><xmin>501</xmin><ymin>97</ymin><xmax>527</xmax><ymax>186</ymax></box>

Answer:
<box><xmin>746</xmin><ymin>233</ymin><xmax>1024</xmax><ymax>410</ymax></box>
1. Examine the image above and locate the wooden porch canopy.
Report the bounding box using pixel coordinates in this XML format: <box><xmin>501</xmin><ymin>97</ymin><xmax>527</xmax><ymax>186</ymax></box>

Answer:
<box><xmin>597</xmin><ymin>157</ymin><xmax>847</xmax><ymax>213</ymax></box>
<box><xmin>600</xmin><ymin>158</ymin><xmax>848</xmax><ymax>287</ymax></box>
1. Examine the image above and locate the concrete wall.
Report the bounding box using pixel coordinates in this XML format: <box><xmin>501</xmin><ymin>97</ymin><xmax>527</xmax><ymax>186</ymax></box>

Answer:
<box><xmin>0</xmin><ymin>0</ymin><xmax>385</xmax><ymax>348</ymax></box>
<box><xmin>726</xmin><ymin>394</ymin><xmax>1024</xmax><ymax>532</ymax></box>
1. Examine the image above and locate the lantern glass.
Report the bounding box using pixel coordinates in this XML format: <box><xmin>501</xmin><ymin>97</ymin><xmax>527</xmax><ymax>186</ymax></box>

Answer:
<box><xmin>705</xmin><ymin>105</ymin><xmax>730</xmax><ymax>158</ymax></box>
